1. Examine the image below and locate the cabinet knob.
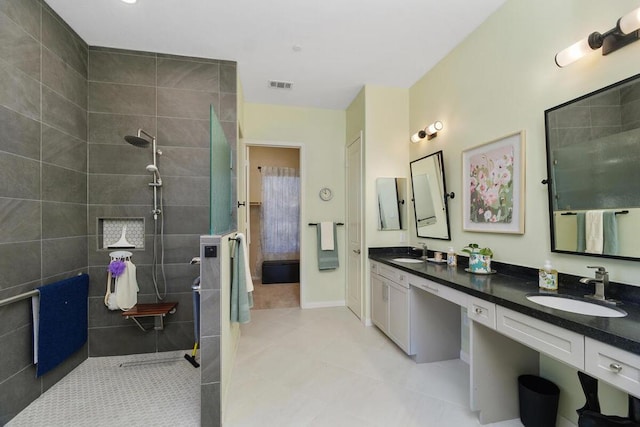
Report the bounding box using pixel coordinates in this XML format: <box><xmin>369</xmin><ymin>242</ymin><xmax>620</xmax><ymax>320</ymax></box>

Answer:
<box><xmin>609</xmin><ymin>363</ymin><xmax>623</xmax><ymax>373</ymax></box>
<box><xmin>474</xmin><ymin>307</ymin><xmax>483</xmax><ymax>315</ymax></box>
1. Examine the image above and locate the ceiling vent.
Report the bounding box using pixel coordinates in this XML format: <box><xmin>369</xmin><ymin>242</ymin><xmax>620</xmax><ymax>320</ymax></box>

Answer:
<box><xmin>268</xmin><ymin>80</ymin><xmax>293</xmax><ymax>90</ymax></box>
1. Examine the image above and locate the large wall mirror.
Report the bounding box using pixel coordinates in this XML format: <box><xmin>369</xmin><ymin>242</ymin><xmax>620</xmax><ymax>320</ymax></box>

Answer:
<box><xmin>410</xmin><ymin>151</ymin><xmax>451</xmax><ymax>240</ymax></box>
<box><xmin>545</xmin><ymin>72</ymin><xmax>640</xmax><ymax>261</ymax></box>
<box><xmin>376</xmin><ymin>178</ymin><xmax>407</xmax><ymax>230</ymax></box>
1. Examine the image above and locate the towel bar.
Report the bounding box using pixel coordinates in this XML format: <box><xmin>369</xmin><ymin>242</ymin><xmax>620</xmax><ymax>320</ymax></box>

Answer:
<box><xmin>122</xmin><ymin>302</ymin><xmax>178</xmax><ymax>331</ymax></box>
<box><xmin>308</xmin><ymin>222</ymin><xmax>344</xmax><ymax>226</ymax></box>
<box><xmin>0</xmin><ymin>290</ymin><xmax>39</xmax><ymax>308</ymax></box>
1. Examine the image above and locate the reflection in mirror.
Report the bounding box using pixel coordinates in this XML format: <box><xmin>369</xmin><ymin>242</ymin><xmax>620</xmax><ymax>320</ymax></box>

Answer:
<box><xmin>376</xmin><ymin>178</ymin><xmax>407</xmax><ymax>230</ymax></box>
<box><xmin>410</xmin><ymin>151</ymin><xmax>451</xmax><ymax>240</ymax></box>
<box><xmin>545</xmin><ymin>72</ymin><xmax>640</xmax><ymax>260</ymax></box>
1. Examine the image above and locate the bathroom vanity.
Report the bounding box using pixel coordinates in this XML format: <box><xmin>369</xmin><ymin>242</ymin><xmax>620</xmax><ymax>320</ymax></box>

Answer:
<box><xmin>369</xmin><ymin>249</ymin><xmax>640</xmax><ymax>424</ymax></box>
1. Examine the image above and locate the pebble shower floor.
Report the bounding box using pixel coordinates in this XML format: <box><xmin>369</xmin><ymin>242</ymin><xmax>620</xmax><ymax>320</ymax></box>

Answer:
<box><xmin>7</xmin><ymin>350</ymin><xmax>200</xmax><ymax>427</ymax></box>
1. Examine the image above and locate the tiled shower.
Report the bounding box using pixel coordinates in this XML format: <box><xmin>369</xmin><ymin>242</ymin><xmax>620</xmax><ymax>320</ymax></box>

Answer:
<box><xmin>0</xmin><ymin>0</ymin><xmax>236</xmax><ymax>422</ymax></box>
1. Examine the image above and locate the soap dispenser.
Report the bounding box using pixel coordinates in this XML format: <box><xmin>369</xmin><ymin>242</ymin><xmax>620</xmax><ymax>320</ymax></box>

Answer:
<box><xmin>539</xmin><ymin>260</ymin><xmax>558</xmax><ymax>291</ymax></box>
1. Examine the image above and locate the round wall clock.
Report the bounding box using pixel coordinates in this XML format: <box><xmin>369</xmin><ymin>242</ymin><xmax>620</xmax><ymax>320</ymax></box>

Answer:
<box><xmin>319</xmin><ymin>187</ymin><xmax>333</xmax><ymax>201</ymax></box>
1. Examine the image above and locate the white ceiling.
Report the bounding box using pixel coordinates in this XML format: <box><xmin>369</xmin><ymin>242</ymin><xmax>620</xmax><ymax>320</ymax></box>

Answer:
<box><xmin>45</xmin><ymin>0</ymin><xmax>506</xmax><ymax>110</ymax></box>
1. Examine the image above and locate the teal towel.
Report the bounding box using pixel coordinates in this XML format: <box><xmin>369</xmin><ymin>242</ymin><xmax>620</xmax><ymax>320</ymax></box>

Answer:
<box><xmin>317</xmin><ymin>223</ymin><xmax>339</xmax><ymax>270</ymax></box>
<box><xmin>230</xmin><ymin>239</ymin><xmax>253</xmax><ymax>323</ymax></box>
<box><xmin>576</xmin><ymin>212</ymin><xmax>586</xmax><ymax>252</ymax></box>
<box><xmin>603</xmin><ymin>211</ymin><xmax>619</xmax><ymax>255</ymax></box>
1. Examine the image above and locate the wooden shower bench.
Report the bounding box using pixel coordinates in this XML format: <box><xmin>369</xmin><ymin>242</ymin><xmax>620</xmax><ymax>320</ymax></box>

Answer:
<box><xmin>122</xmin><ymin>302</ymin><xmax>178</xmax><ymax>331</ymax></box>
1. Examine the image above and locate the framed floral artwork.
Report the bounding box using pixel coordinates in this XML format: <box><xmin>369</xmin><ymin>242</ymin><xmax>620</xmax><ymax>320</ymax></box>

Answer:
<box><xmin>462</xmin><ymin>130</ymin><xmax>525</xmax><ymax>234</ymax></box>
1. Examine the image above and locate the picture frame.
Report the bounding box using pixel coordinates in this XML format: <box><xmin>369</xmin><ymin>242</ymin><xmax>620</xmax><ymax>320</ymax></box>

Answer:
<box><xmin>462</xmin><ymin>130</ymin><xmax>525</xmax><ymax>234</ymax></box>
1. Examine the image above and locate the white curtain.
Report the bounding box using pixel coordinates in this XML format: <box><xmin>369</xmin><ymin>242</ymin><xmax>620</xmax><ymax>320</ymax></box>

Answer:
<box><xmin>260</xmin><ymin>166</ymin><xmax>300</xmax><ymax>261</ymax></box>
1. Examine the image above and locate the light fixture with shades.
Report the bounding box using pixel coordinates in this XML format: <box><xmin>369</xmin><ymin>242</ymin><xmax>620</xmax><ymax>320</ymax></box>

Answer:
<box><xmin>411</xmin><ymin>121</ymin><xmax>443</xmax><ymax>143</ymax></box>
<box><xmin>555</xmin><ymin>7</ymin><xmax>640</xmax><ymax>67</ymax></box>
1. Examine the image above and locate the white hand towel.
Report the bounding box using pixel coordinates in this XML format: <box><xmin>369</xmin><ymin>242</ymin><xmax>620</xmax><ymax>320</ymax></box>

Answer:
<box><xmin>235</xmin><ymin>233</ymin><xmax>254</xmax><ymax>292</ymax></box>
<box><xmin>116</xmin><ymin>260</ymin><xmax>138</xmax><ymax>310</ymax></box>
<box><xmin>320</xmin><ymin>222</ymin><xmax>334</xmax><ymax>251</ymax></box>
<box><xmin>585</xmin><ymin>210</ymin><xmax>604</xmax><ymax>254</ymax></box>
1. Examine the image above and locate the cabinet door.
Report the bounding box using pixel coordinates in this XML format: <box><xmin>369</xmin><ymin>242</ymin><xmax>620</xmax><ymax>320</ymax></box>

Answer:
<box><xmin>371</xmin><ymin>274</ymin><xmax>389</xmax><ymax>333</ymax></box>
<box><xmin>388</xmin><ymin>281</ymin><xmax>410</xmax><ymax>354</ymax></box>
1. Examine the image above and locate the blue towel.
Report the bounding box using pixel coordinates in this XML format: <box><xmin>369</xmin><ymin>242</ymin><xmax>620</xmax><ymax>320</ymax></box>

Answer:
<box><xmin>576</xmin><ymin>212</ymin><xmax>586</xmax><ymax>252</ymax></box>
<box><xmin>230</xmin><ymin>239</ymin><xmax>253</xmax><ymax>324</ymax></box>
<box><xmin>603</xmin><ymin>211</ymin><xmax>619</xmax><ymax>255</ymax></box>
<box><xmin>316</xmin><ymin>223</ymin><xmax>339</xmax><ymax>270</ymax></box>
<box><xmin>35</xmin><ymin>274</ymin><xmax>89</xmax><ymax>377</ymax></box>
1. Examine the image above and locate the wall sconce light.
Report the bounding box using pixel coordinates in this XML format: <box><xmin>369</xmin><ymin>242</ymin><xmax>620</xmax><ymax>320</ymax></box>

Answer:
<box><xmin>555</xmin><ymin>7</ymin><xmax>640</xmax><ymax>67</ymax></box>
<box><xmin>411</xmin><ymin>121</ymin><xmax>443</xmax><ymax>143</ymax></box>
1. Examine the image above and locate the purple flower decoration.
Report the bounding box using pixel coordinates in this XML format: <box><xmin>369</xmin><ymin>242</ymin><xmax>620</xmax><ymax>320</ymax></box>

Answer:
<box><xmin>108</xmin><ymin>260</ymin><xmax>126</xmax><ymax>278</ymax></box>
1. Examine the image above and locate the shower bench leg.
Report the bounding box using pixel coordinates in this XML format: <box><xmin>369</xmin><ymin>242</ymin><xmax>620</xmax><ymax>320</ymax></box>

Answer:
<box><xmin>122</xmin><ymin>302</ymin><xmax>178</xmax><ymax>331</ymax></box>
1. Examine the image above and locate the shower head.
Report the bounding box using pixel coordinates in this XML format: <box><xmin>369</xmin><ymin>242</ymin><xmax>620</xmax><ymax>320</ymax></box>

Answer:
<box><xmin>146</xmin><ymin>164</ymin><xmax>162</xmax><ymax>184</ymax></box>
<box><xmin>124</xmin><ymin>134</ymin><xmax>150</xmax><ymax>147</ymax></box>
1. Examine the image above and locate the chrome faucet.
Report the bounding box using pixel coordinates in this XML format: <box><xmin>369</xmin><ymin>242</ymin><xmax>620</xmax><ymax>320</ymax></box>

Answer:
<box><xmin>579</xmin><ymin>266</ymin><xmax>609</xmax><ymax>302</ymax></box>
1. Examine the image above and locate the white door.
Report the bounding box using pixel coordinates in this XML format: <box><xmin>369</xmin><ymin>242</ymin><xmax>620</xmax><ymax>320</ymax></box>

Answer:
<box><xmin>346</xmin><ymin>133</ymin><xmax>363</xmax><ymax>318</ymax></box>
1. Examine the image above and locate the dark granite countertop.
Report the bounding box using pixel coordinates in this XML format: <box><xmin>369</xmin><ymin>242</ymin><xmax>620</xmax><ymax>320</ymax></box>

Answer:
<box><xmin>369</xmin><ymin>247</ymin><xmax>640</xmax><ymax>355</ymax></box>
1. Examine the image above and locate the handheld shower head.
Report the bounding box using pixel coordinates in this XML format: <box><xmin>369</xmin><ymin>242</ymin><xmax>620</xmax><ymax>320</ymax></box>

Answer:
<box><xmin>146</xmin><ymin>164</ymin><xmax>163</xmax><ymax>185</ymax></box>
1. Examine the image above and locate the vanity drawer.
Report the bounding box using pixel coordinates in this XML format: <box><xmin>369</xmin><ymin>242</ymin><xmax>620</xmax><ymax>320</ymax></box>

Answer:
<box><xmin>378</xmin><ymin>264</ymin><xmax>409</xmax><ymax>288</ymax></box>
<box><xmin>585</xmin><ymin>337</ymin><xmax>640</xmax><ymax>398</ymax></box>
<box><xmin>370</xmin><ymin>261</ymin><xmax>379</xmax><ymax>275</ymax></box>
<box><xmin>409</xmin><ymin>276</ymin><xmax>466</xmax><ymax>306</ymax></box>
<box><xmin>496</xmin><ymin>306</ymin><xmax>584</xmax><ymax>369</ymax></box>
<box><xmin>468</xmin><ymin>296</ymin><xmax>496</xmax><ymax>330</ymax></box>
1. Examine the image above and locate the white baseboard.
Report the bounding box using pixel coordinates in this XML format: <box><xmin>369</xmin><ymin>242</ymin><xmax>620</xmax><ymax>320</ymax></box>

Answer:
<box><xmin>363</xmin><ymin>317</ymin><xmax>372</xmax><ymax>326</ymax></box>
<box><xmin>301</xmin><ymin>300</ymin><xmax>346</xmax><ymax>309</ymax></box>
<box><xmin>460</xmin><ymin>350</ymin><xmax>470</xmax><ymax>364</ymax></box>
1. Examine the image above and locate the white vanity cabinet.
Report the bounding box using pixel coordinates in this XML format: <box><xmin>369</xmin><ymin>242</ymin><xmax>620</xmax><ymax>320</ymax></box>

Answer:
<box><xmin>369</xmin><ymin>261</ymin><xmax>411</xmax><ymax>354</ymax></box>
<box><xmin>585</xmin><ymin>337</ymin><xmax>640</xmax><ymax>398</ymax></box>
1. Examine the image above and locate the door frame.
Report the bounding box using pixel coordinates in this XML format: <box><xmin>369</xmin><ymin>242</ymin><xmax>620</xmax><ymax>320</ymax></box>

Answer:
<box><xmin>243</xmin><ymin>139</ymin><xmax>305</xmax><ymax>305</ymax></box>
<box><xmin>346</xmin><ymin>131</ymin><xmax>364</xmax><ymax>321</ymax></box>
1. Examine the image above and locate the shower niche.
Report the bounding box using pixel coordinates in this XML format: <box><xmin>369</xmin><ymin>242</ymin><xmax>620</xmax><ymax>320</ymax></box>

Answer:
<box><xmin>100</xmin><ymin>218</ymin><xmax>145</xmax><ymax>249</ymax></box>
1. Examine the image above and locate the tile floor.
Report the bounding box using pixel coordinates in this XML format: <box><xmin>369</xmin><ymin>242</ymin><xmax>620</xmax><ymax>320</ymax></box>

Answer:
<box><xmin>8</xmin><ymin>307</ymin><xmax>524</xmax><ymax>426</ymax></box>
<box><xmin>251</xmin><ymin>279</ymin><xmax>300</xmax><ymax>310</ymax></box>
<box><xmin>224</xmin><ymin>306</ymin><xmax>523</xmax><ymax>427</ymax></box>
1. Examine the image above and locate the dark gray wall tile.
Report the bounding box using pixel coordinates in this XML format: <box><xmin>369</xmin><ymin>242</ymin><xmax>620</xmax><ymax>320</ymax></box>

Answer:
<box><xmin>42</xmin><ymin>86</ymin><xmax>87</xmax><ymax>140</ymax></box>
<box><xmin>88</xmin><ymin>113</ymin><xmax>156</xmax><ymax>145</ymax></box>
<box><xmin>157</xmin><ymin>117</ymin><xmax>209</xmax><ymax>148</ymax></box>
<box><xmin>0</xmin><ymin>59</ymin><xmax>40</xmax><ymax>120</ymax></box>
<box><xmin>42</xmin><ymin>125</ymin><xmax>87</xmax><ymax>172</ymax></box>
<box><xmin>42</xmin><ymin>236</ymin><xmax>87</xmax><ymax>278</ymax></box>
<box><xmin>0</xmin><ymin>199</ymin><xmax>40</xmax><ymax>242</ymax></box>
<box><xmin>157</xmin><ymin>52</ymin><xmax>219</xmax><ymax>64</ymax></box>
<box><xmin>220</xmin><ymin>63</ymin><xmax>237</xmax><ymax>93</ymax></box>
<box><xmin>162</xmin><ymin>263</ymin><xmax>200</xmax><ymax>293</ymax></box>
<box><xmin>219</xmin><ymin>92</ymin><xmax>237</xmax><ymax>122</ymax></box>
<box><xmin>89</xmin><ymin>142</ymin><xmax>153</xmax><ymax>175</ymax></box>
<box><xmin>42</xmin><ymin>201</ymin><xmax>87</xmax><ymax>238</ymax></box>
<box><xmin>88</xmin><ymin>81</ymin><xmax>155</xmax><ymax>115</ymax></box>
<box><xmin>0</xmin><ymin>105</ymin><xmax>40</xmax><ymax>159</ymax></box>
<box><xmin>157</xmin><ymin>58</ymin><xmax>219</xmax><ymax>91</ymax></box>
<box><xmin>0</xmin><ymin>12</ymin><xmax>40</xmax><ymax>79</ymax></box>
<box><xmin>88</xmin><ymin>205</ymin><xmax>152</xmax><ymax>235</ymax></box>
<box><xmin>157</xmin><ymin>87</ymin><xmax>218</xmax><ymax>120</ymax></box>
<box><xmin>0</xmin><ymin>325</ymin><xmax>31</xmax><ymax>384</ymax></box>
<box><xmin>200</xmin><ymin>382</ymin><xmax>221</xmax><ymax>427</ymax></box>
<box><xmin>0</xmin><ymin>282</ymin><xmax>37</xmax><ymax>334</ymax></box>
<box><xmin>157</xmin><ymin>147</ymin><xmax>209</xmax><ymax>177</ymax></box>
<box><xmin>42</xmin><ymin>164</ymin><xmax>87</xmax><ymax>203</ymax></box>
<box><xmin>163</xmin><ymin>205</ymin><xmax>209</xmax><ymax>235</ymax></box>
<box><xmin>163</xmin><ymin>234</ymin><xmax>201</xmax><ymax>264</ymax></box>
<box><xmin>89</xmin><ymin>297</ymin><xmax>131</xmax><ymax>328</ymax></box>
<box><xmin>159</xmin><ymin>291</ymin><xmax>193</xmax><ymax>322</ymax></box>
<box><xmin>42</xmin><ymin>48</ymin><xmax>87</xmax><ymax>109</ymax></box>
<box><xmin>89</xmin><ymin>174</ymin><xmax>153</xmax><ymax>205</ymax></box>
<box><xmin>0</xmin><ymin>365</ymin><xmax>40</xmax><ymax>426</ymax></box>
<box><xmin>0</xmin><ymin>241</ymin><xmax>41</xmax><ymax>291</ymax></box>
<box><xmin>41</xmin><ymin>343</ymin><xmax>87</xmax><ymax>393</ymax></box>
<box><xmin>157</xmin><ymin>320</ymin><xmax>194</xmax><ymax>352</ymax></box>
<box><xmin>162</xmin><ymin>176</ymin><xmax>209</xmax><ymax>207</ymax></box>
<box><xmin>200</xmin><ymin>335</ymin><xmax>220</xmax><ymax>384</ymax></box>
<box><xmin>0</xmin><ymin>0</ymin><xmax>41</xmax><ymax>41</ymax></box>
<box><xmin>0</xmin><ymin>152</ymin><xmax>40</xmax><ymax>199</ymax></box>
<box><xmin>200</xmin><ymin>290</ymin><xmax>220</xmax><ymax>337</ymax></box>
<box><xmin>88</xmin><ymin>325</ymin><xmax>156</xmax><ymax>357</ymax></box>
<box><xmin>221</xmin><ymin>120</ymin><xmax>237</xmax><ymax>146</ymax></box>
<box><xmin>89</xmin><ymin>50</ymin><xmax>156</xmax><ymax>86</ymax></box>
<box><xmin>41</xmin><ymin>8</ymin><xmax>87</xmax><ymax>77</ymax></box>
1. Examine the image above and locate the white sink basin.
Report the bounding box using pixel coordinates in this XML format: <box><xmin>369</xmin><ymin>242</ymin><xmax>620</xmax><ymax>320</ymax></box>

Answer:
<box><xmin>392</xmin><ymin>258</ymin><xmax>424</xmax><ymax>264</ymax></box>
<box><xmin>526</xmin><ymin>294</ymin><xmax>627</xmax><ymax>318</ymax></box>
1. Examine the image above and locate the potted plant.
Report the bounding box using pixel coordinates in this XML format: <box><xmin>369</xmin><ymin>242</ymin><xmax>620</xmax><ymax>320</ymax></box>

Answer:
<box><xmin>462</xmin><ymin>243</ymin><xmax>493</xmax><ymax>273</ymax></box>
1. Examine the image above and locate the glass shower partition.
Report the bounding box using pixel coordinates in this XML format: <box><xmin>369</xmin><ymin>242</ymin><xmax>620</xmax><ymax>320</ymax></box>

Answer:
<box><xmin>209</xmin><ymin>104</ymin><xmax>235</xmax><ymax>234</ymax></box>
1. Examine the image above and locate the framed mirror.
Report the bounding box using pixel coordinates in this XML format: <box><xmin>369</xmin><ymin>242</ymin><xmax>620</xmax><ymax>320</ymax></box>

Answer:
<box><xmin>544</xmin><ymin>72</ymin><xmax>640</xmax><ymax>261</ymax></box>
<box><xmin>410</xmin><ymin>151</ymin><xmax>451</xmax><ymax>240</ymax></box>
<box><xmin>376</xmin><ymin>178</ymin><xmax>407</xmax><ymax>230</ymax></box>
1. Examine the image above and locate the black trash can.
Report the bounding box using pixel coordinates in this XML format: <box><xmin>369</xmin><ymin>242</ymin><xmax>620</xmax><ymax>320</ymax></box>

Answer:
<box><xmin>518</xmin><ymin>375</ymin><xmax>560</xmax><ymax>427</ymax></box>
